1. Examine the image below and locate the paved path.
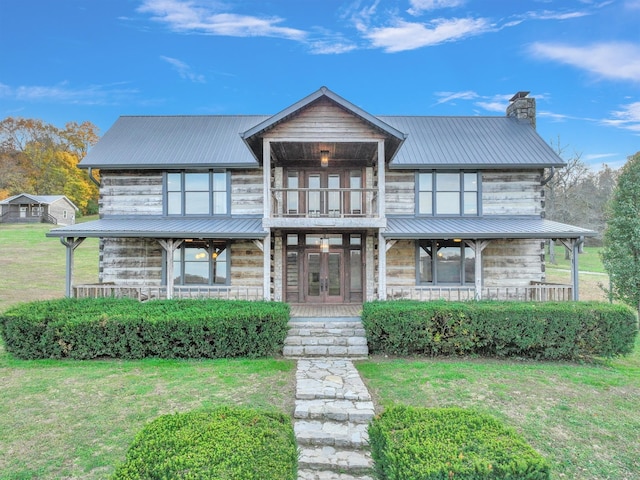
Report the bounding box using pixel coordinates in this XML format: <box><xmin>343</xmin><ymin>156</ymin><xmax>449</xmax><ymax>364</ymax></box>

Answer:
<box><xmin>284</xmin><ymin>318</ymin><xmax>376</xmax><ymax>480</ymax></box>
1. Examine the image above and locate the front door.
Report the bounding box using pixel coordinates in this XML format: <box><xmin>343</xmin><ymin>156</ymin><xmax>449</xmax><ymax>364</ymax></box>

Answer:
<box><xmin>306</xmin><ymin>250</ymin><xmax>344</xmax><ymax>303</ymax></box>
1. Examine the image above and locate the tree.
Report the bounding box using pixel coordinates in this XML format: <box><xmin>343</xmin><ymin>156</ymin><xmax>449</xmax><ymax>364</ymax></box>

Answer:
<box><xmin>601</xmin><ymin>151</ymin><xmax>640</xmax><ymax>313</ymax></box>
<box><xmin>0</xmin><ymin>117</ymin><xmax>100</xmax><ymax>214</ymax></box>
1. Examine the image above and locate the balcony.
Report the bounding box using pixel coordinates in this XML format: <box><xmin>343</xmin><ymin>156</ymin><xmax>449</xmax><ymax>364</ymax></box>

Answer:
<box><xmin>264</xmin><ymin>187</ymin><xmax>385</xmax><ymax>229</ymax></box>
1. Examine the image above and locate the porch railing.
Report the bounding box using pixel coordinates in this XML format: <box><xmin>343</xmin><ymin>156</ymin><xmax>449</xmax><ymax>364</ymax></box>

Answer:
<box><xmin>386</xmin><ymin>283</ymin><xmax>573</xmax><ymax>302</ymax></box>
<box><xmin>271</xmin><ymin>188</ymin><xmax>378</xmax><ymax>218</ymax></box>
<box><xmin>74</xmin><ymin>284</ymin><xmax>264</xmax><ymax>301</ymax></box>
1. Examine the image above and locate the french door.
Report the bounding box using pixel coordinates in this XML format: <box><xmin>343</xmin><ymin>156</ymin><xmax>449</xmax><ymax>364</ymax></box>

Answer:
<box><xmin>306</xmin><ymin>250</ymin><xmax>344</xmax><ymax>303</ymax></box>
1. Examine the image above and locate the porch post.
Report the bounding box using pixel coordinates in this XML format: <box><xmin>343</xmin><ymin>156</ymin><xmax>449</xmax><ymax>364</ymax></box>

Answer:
<box><xmin>158</xmin><ymin>239</ymin><xmax>183</xmax><ymax>300</ymax></box>
<box><xmin>377</xmin><ymin>140</ymin><xmax>385</xmax><ymax>218</ymax></box>
<box><xmin>466</xmin><ymin>240</ymin><xmax>489</xmax><ymax>300</ymax></box>
<box><xmin>378</xmin><ymin>231</ymin><xmax>387</xmax><ymax>300</ymax></box>
<box><xmin>263</xmin><ymin>138</ymin><xmax>271</xmax><ymax>219</ymax></box>
<box><xmin>60</xmin><ymin>237</ymin><xmax>85</xmax><ymax>298</ymax></box>
<box><xmin>263</xmin><ymin>231</ymin><xmax>272</xmax><ymax>300</ymax></box>
<box><xmin>558</xmin><ymin>237</ymin><xmax>582</xmax><ymax>301</ymax></box>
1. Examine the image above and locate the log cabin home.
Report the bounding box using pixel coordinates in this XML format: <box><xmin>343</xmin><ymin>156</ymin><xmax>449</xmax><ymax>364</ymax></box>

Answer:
<box><xmin>48</xmin><ymin>87</ymin><xmax>595</xmax><ymax>303</ymax></box>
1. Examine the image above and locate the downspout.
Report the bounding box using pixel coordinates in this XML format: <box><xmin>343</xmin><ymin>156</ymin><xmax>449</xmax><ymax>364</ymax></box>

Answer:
<box><xmin>87</xmin><ymin>167</ymin><xmax>100</xmax><ymax>187</ymax></box>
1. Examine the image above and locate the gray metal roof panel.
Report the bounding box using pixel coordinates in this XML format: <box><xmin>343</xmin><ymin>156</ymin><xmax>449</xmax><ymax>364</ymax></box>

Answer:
<box><xmin>385</xmin><ymin>217</ymin><xmax>595</xmax><ymax>239</ymax></box>
<box><xmin>380</xmin><ymin>116</ymin><xmax>565</xmax><ymax>169</ymax></box>
<box><xmin>79</xmin><ymin>116</ymin><xmax>269</xmax><ymax>169</ymax></box>
<box><xmin>46</xmin><ymin>217</ymin><xmax>266</xmax><ymax>239</ymax></box>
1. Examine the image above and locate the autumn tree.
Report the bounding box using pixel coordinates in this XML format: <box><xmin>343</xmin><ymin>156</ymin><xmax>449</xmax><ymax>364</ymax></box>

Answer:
<box><xmin>601</xmin><ymin>151</ymin><xmax>640</xmax><ymax>313</ymax></box>
<box><xmin>0</xmin><ymin>117</ymin><xmax>100</xmax><ymax>214</ymax></box>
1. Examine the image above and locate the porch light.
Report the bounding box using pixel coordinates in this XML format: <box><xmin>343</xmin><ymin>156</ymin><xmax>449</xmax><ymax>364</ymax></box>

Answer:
<box><xmin>320</xmin><ymin>150</ymin><xmax>329</xmax><ymax>168</ymax></box>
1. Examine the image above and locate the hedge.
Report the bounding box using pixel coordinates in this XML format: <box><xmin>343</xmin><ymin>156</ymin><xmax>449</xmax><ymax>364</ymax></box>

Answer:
<box><xmin>0</xmin><ymin>298</ymin><xmax>290</xmax><ymax>360</ymax></box>
<box><xmin>369</xmin><ymin>406</ymin><xmax>550</xmax><ymax>480</ymax></box>
<box><xmin>112</xmin><ymin>406</ymin><xmax>298</xmax><ymax>480</ymax></box>
<box><xmin>362</xmin><ymin>300</ymin><xmax>638</xmax><ymax>360</ymax></box>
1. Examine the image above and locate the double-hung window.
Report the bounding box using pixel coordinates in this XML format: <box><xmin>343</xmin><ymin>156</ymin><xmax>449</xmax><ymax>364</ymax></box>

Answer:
<box><xmin>417</xmin><ymin>172</ymin><xmax>479</xmax><ymax>215</ymax></box>
<box><xmin>166</xmin><ymin>171</ymin><xmax>228</xmax><ymax>215</ymax></box>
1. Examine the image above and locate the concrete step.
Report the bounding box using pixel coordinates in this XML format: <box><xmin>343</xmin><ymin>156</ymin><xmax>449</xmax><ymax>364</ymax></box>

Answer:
<box><xmin>285</xmin><ymin>336</ymin><xmax>368</xmax><ymax>346</ymax></box>
<box><xmin>298</xmin><ymin>469</ymin><xmax>375</xmax><ymax>480</ymax></box>
<box><xmin>298</xmin><ymin>446</ymin><xmax>374</xmax><ymax>475</ymax></box>
<box><xmin>287</xmin><ymin>325</ymin><xmax>367</xmax><ymax>337</ymax></box>
<box><xmin>294</xmin><ymin>420</ymin><xmax>369</xmax><ymax>448</ymax></box>
<box><xmin>295</xmin><ymin>399</ymin><xmax>375</xmax><ymax>424</ymax></box>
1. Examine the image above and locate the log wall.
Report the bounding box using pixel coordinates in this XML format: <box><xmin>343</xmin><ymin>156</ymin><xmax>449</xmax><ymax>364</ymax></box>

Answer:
<box><xmin>230</xmin><ymin>240</ymin><xmax>263</xmax><ymax>288</ymax></box>
<box><xmin>99</xmin><ymin>238</ymin><xmax>163</xmax><ymax>285</ymax></box>
<box><xmin>482</xmin><ymin>170</ymin><xmax>543</xmax><ymax>216</ymax></box>
<box><xmin>231</xmin><ymin>169</ymin><xmax>263</xmax><ymax>215</ymax></box>
<box><xmin>100</xmin><ymin>171</ymin><xmax>163</xmax><ymax>216</ymax></box>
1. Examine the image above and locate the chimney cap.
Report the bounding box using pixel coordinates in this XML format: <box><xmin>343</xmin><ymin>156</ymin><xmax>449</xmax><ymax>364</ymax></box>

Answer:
<box><xmin>510</xmin><ymin>91</ymin><xmax>530</xmax><ymax>102</ymax></box>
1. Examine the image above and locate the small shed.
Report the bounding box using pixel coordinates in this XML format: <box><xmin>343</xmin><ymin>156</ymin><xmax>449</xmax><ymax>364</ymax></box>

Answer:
<box><xmin>0</xmin><ymin>194</ymin><xmax>78</xmax><ymax>225</ymax></box>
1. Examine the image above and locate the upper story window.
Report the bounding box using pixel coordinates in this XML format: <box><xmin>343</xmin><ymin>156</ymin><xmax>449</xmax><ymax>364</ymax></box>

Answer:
<box><xmin>417</xmin><ymin>172</ymin><xmax>479</xmax><ymax>215</ymax></box>
<box><xmin>166</xmin><ymin>171</ymin><xmax>228</xmax><ymax>216</ymax></box>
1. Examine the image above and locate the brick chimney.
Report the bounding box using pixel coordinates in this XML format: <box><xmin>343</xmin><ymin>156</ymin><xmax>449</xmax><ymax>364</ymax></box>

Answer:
<box><xmin>506</xmin><ymin>91</ymin><xmax>536</xmax><ymax>129</ymax></box>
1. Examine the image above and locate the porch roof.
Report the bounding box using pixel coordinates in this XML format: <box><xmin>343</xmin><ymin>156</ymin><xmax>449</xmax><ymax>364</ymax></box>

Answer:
<box><xmin>384</xmin><ymin>216</ymin><xmax>596</xmax><ymax>239</ymax></box>
<box><xmin>46</xmin><ymin>217</ymin><xmax>266</xmax><ymax>239</ymax></box>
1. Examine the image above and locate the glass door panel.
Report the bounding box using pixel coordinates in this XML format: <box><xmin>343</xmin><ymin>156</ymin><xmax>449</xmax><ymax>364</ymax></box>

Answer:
<box><xmin>307</xmin><ymin>252</ymin><xmax>321</xmax><ymax>298</ymax></box>
<box><xmin>327</xmin><ymin>253</ymin><xmax>341</xmax><ymax>297</ymax></box>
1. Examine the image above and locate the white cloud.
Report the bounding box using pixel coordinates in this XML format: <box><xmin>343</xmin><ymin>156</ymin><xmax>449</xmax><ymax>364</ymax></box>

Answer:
<box><xmin>364</xmin><ymin>17</ymin><xmax>491</xmax><ymax>52</ymax></box>
<box><xmin>0</xmin><ymin>81</ymin><xmax>138</xmax><ymax>105</ymax></box>
<box><xmin>160</xmin><ymin>56</ymin><xmax>205</xmax><ymax>83</ymax></box>
<box><xmin>530</xmin><ymin>41</ymin><xmax>640</xmax><ymax>83</ymax></box>
<box><xmin>138</xmin><ymin>0</ymin><xmax>307</xmax><ymax>40</ymax></box>
<box><xmin>407</xmin><ymin>0</ymin><xmax>465</xmax><ymax>16</ymax></box>
<box><xmin>434</xmin><ymin>90</ymin><xmax>478</xmax><ymax>105</ymax></box>
<box><xmin>602</xmin><ymin>102</ymin><xmax>640</xmax><ymax>133</ymax></box>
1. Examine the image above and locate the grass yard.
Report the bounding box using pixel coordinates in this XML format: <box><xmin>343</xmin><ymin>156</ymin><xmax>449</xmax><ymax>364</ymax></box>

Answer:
<box><xmin>0</xmin><ymin>344</ymin><xmax>296</xmax><ymax>479</ymax></box>
<box><xmin>357</xmin><ymin>338</ymin><xmax>640</xmax><ymax>480</ymax></box>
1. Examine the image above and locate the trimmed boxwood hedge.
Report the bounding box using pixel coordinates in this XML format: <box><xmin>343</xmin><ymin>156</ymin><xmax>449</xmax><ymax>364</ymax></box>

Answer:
<box><xmin>362</xmin><ymin>300</ymin><xmax>638</xmax><ymax>360</ymax></box>
<box><xmin>369</xmin><ymin>405</ymin><xmax>550</xmax><ymax>480</ymax></box>
<box><xmin>112</xmin><ymin>406</ymin><xmax>298</xmax><ymax>480</ymax></box>
<box><xmin>0</xmin><ymin>298</ymin><xmax>290</xmax><ymax>360</ymax></box>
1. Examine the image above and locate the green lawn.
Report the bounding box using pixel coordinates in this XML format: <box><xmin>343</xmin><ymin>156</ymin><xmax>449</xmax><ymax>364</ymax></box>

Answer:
<box><xmin>357</xmin><ymin>337</ymin><xmax>640</xmax><ymax>480</ymax></box>
<box><xmin>547</xmin><ymin>244</ymin><xmax>605</xmax><ymax>273</ymax></box>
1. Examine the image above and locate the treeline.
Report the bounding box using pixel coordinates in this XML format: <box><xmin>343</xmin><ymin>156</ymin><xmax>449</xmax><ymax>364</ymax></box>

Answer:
<box><xmin>544</xmin><ymin>141</ymin><xmax>620</xmax><ymax>247</ymax></box>
<box><xmin>0</xmin><ymin>117</ymin><xmax>100</xmax><ymax>215</ymax></box>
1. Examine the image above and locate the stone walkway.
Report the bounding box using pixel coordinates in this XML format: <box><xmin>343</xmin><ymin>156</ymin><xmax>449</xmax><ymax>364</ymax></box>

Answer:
<box><xmin>285</xmin><ymin>317</ymin><xmax>376</xmax><ymax>480</ymax></box>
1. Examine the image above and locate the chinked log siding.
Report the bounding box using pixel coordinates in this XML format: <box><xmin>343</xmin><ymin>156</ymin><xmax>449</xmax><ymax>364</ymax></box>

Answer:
<box><xmin>385</xmin><ymin>171</ymin><xmax>415</xmax><ymax>215</ymax></box>
<box><xmin>100</xmin><ymin>171</ymin><xmax>163</xmax><ymax>216</ymax></box>
<box><xmin>482</xmin><ymin>170</ymin><xmax>543</xmax><ymax>216</ymax></box>
<box><xmin>385</xmin><ymin>240</ymin><xmax>416</xmax><ymax>287</ymax></box>
<box><xmin>231</xmin><ymin>170</ymin><xmax>263</xmax><ymax>215</ymax></box>
<box><xmin>230</xmin><ymin>241</ymin><xmax>263</xmax><ymax>287</ymax></box>
<box><xmin>100</xmin><ymin>238</ymin><xmax>163</xmax><ymax>284</ymax></box>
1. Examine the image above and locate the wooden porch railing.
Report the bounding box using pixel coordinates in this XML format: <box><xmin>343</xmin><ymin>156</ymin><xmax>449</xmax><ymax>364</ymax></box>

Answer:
<box><xmin>386</xmin><ymin>283</ymin><xmax>573</xmax><ymax>302</ymax></box>
<box><xmin>271</xmin><ymin>187</ymin><xmax>378</xmax><ymax>218</ymax></box>
<box><xmin>74</xmin><ymin>284</ymin><xmax>264</xmax><ymax>301</ymax></box>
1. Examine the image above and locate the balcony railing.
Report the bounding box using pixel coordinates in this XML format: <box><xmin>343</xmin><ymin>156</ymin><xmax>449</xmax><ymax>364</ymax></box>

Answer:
<box><xmin>386</xmin><ymin>283</ymin><xmax>573</xmax><ymax>302</ymax></box>
<box><xmin>271</xmin><ymin>188</ymin><xmax>378</xmax><ymax>218</ymax></box>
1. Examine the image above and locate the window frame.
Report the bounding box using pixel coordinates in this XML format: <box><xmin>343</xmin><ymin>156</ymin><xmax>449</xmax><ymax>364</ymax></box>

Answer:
<box><xmin>164</xmin><ymin>170</ymin><xmax>230</xmax><ymax>216</ymax></box>
<box><xmin>416</xmin><ymin>239</ymin><xmax>476</xmax><ymax>286</ymax></box>
<box><xmin>416</xmin><ymin>171</ymin><xmax>480</xmax><ymax>216</ymax></box>
<box><xmin>170</xmin><ymin>239</ymin><xmax>230</xmax><ymax>286</ymax></box>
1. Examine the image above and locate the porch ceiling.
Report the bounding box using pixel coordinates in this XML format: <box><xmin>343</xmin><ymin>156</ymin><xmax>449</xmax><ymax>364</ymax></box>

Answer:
<box><xmin>270</xmin><ymin>141</ymin><xmax>378</xmax><ymax>167</ymax></box>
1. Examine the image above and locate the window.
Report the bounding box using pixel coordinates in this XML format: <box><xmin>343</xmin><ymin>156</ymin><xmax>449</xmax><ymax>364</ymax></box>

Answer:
<box><xmin>172</xmin><ymin>240</ymin><xmax>228</xmax><ymax>285</ymax></box>
<box><xmin>418</xmin><ymin>240</ymin><xmax>475</xmax><ymax>285</ymax></box>
<box><xmin>166</xmin><ymin>171</ymin><xmax>228</xmax><ymax>215</ymax></box>
<box><xmin>417</xmin><ymin>172</ymin><xmax>479</xmax><ymax>215</ymax></box>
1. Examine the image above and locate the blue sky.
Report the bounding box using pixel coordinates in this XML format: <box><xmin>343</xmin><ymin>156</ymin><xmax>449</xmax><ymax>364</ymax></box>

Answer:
<box><xmin>1</xmin><ymin>0</ymin><xmax>638</xmax><ymax>169</ymax></box>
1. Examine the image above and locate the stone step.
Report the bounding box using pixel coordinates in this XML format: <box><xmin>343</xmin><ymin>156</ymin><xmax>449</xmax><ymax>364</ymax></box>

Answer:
<box><xmin>295</xmin><ymin>399</ymin><xmax>375</xmax><ymax>424</ymax></box>
<box><xmin>285</xmin><ymin>336</ymin><xmax>368</xmax><ymax>346</ymax></box>
<box><xmin>283</xmin><ymin>345</ymin><xmax>369</xmax><ymax>358</ymax></box>
<box><xmin>298</xmin><ymin>446</ymin><xmax>374</xmax><ymax>475</ymax></box>
<box><xmin>286</xmin><ymin>326</ymin><xmax>367</xmax><ymax>337</ymax></box>
<box><xmin>298</xmin><ymin>469</ymin><xmax>375</xmax><ymax>480</ymax></box>
<box><xmin>294</xmin><ymin>420</ymin><xmax>369</xmax><ymax>448</ymax></box>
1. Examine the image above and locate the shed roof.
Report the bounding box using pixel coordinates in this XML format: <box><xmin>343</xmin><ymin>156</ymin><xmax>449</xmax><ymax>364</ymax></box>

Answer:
<box><xmin>385</xmin><ymin>216</ymin><xmax>595</xmax><ymax>239</ymax></box>
<box><xmin>46</xmin><ymin>217</ymin><xmax>266</xmax><ymax>239</ymax></box>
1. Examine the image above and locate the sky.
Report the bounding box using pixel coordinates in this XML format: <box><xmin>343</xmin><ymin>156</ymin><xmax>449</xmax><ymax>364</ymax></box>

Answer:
<box><xmin>1</xmin><ymin>0</ymin><xmax>639</xmax><ymax>170</ymax></box>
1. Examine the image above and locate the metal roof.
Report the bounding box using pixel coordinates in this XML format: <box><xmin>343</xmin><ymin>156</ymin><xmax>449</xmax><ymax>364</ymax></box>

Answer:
<box><xmin>79</xmin><ymin>115</ymin><xmax>269</xmax><ymax>170</ymax></box>
<box><xmin>385</xmin><ymin>216</ymin><xmax>596</xmax><ymax>239</ymax></box>
<box><xmin>46</xmin><ymin>217</ymin><xmax>266</xmax><ymax>239</ymax></box>
<box><xmin>0</xmin><ymin>194</ymin><xmax>78</xmax><ymax>209</ymax></box>
<box><xmin>380</xmin><ymin>116</ymin><xmax>565</xmax><ymax>169</ymax></box>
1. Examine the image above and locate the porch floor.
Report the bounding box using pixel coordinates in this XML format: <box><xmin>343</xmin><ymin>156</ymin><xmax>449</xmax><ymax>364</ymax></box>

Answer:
<box><xmin>290</xmin><ymin>304</ymin><xmax>363</xmax><ymax>318</ymax></box>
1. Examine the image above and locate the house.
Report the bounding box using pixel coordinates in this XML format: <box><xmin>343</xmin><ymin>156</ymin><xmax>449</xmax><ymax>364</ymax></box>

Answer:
<box><xmin>1</xmin><ymin>194</ymin><xmax>78</xmax><ymax>225</ymax></box>
<box><xmin>47</xmin><ymin>87</ymin><xmax>594</xmax><ymax>303</ymax></box>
